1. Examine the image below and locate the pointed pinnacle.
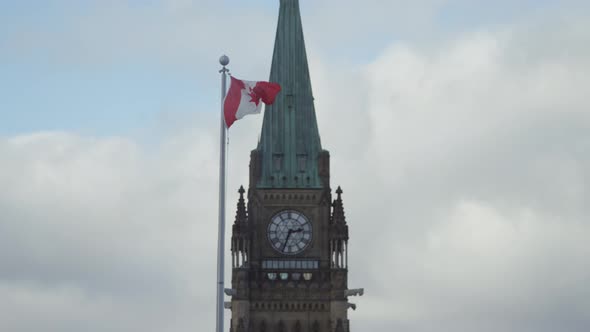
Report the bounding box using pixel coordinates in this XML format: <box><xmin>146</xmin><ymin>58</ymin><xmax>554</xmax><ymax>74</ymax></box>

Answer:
<box><xmin>238</xmin><ymin>185</ymin><xmax>245</xmax><ymax>195</ymax></box>
<box><xmin>336</xmin><ymin>186</ymin><xmax>343</xmax><ymax>197</ymax></box>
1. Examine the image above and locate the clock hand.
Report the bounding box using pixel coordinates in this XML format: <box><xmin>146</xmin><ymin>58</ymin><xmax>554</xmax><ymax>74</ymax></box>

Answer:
<box><xmin>281</xmin><ymin>229</ymin><xmax>293</xmax><ymax>252</ymax></box>
<box><xmin>282</xmin><ymin>228</ymin><xmax>304</xmax><ymax>252</ymax></box>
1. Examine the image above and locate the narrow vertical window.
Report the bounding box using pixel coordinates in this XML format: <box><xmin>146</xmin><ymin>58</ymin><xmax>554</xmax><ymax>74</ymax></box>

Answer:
<box><xmin>297</xmin><ymin>154</ymin><xmax>307</xmax><ymax>172</ymax></box>
<box><xmin>273</xmin><ymin>154</ymin><xmax>283</xmax><ymax>172</ymax></box>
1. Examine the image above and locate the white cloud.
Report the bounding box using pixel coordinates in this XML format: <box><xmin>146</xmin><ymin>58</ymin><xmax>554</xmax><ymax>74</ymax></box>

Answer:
<box><xmin>310</xmin><ymin>10</ymin><xmax>590</xmax><ymax>331</ymax></box>
<box><xmin>0</xmin><ymin>129</ymin><xmax>220</xmax><ymax>331</ymax></box>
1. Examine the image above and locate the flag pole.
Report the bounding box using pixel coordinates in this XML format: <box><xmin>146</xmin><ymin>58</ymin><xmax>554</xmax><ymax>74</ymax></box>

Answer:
<box><xmin>216</xmin><ymin>54</ymin><xmax>230</xmax><ymax>332</ymax></box>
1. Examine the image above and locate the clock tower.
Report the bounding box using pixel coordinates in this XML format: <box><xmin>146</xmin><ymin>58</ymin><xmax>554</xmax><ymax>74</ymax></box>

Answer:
<box><xmin>227</xmin><ymin>1</ymin><xmax>362</xmax><ymax>331</ymax></box>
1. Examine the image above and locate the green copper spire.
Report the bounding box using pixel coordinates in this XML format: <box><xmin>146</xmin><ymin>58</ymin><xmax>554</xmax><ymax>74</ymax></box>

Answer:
<box><xmin>256</xmin><ymin>0</ymin><xmax>324</xmax><ymax>189</ymax></box>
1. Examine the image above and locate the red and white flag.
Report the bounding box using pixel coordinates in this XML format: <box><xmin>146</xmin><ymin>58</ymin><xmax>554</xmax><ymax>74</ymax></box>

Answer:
<box><xmin>223</xmin><ymin>76</ymin><xmax>281</xmax><ymax>128</ymax></box>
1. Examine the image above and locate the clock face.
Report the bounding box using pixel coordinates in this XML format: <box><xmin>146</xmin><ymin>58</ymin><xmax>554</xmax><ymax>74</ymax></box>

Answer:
<box><xmin>267</xmin><ymin>210</ymin><xmax>312</xmax><ymax>255</ymax></box>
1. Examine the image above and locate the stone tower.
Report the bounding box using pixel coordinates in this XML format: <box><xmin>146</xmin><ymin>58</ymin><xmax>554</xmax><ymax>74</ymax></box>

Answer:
<box><xmin>228</xmin><ymin>1</ymin><xmax>362</xmax><ymax>331</ymax></box>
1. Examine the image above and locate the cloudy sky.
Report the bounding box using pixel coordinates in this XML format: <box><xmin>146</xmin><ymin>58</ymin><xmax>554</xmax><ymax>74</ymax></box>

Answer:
<box><xmin>1</xmin><ymin>0</ymin><xmax>589</xmax><ymax>331</ymax></box>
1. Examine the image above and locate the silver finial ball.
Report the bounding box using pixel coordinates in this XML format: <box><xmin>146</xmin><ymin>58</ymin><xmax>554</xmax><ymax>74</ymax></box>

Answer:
<box><xmin>219</xmin><ymin>55</ymin><xmax>230</xmax><ymax>66</ymax></box>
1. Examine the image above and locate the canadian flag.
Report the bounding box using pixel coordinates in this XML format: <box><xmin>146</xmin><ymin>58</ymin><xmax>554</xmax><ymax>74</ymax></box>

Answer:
<box><xmin>223</xmin><ymin>76</ymin><xmax>282</xmax><ymax>128</ymax></box>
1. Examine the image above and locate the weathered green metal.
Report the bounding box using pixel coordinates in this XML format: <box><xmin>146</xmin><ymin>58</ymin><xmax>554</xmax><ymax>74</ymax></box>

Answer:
<box><xmin>256</xmin><ymin>0</ymin><xmax>324</xmax><ymax>189</ymax></box>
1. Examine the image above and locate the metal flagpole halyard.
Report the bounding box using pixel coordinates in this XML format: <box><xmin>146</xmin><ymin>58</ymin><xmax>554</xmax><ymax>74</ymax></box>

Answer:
<box><xmin>216</xmin><ymin>54</ymin><xmax>230</xmax><ymax>332</ymax></box>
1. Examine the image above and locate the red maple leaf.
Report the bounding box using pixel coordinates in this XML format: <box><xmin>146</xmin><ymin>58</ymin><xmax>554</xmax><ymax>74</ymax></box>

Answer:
<box><xmin>248</xmin><ymin>87</ymin><xmax>261</xmax><ymax>106</ymax></box>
